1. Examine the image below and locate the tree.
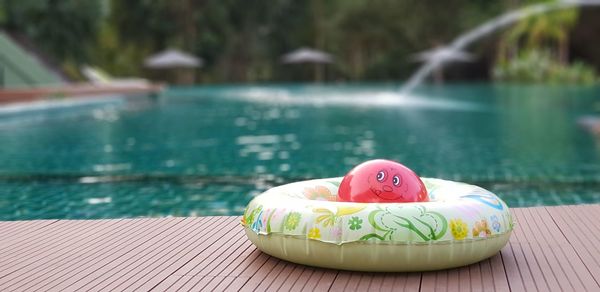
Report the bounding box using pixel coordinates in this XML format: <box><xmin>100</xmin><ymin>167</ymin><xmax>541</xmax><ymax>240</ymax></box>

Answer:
<box><xmin>0</xmin><ymin>0</ymin><xmax>103</xmax><ymax>62</ymax></box>
<box><xmin>499</xmin><ymin>7</ymin><xmax>578</xmax><ymax>64</ymax></box>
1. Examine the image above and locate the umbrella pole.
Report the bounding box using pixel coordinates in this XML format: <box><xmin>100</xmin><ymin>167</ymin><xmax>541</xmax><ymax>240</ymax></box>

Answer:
<box><xmin>314</xmin><ymin>63</ymin><xmax>323</xmax><ymax>83</ymax></box>
<box><xmin>434</xmin><ymin>67</ymin><xmax>444</xmax><ymax>85</ymax></box>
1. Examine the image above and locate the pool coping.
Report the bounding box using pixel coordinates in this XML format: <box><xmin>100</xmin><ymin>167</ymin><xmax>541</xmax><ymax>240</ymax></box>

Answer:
<box><xmin>0</xmin><ymin>83</ymin><xmax>163</xmax><ymax>104</ymax></box>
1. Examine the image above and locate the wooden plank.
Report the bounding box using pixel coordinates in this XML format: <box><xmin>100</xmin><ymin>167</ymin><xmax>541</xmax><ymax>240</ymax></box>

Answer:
<box><xmin>252</xmin><ymin>260</ymin><xmax>289</xmax><ymax>291</ymax></box>
<box><xmin>547</xmin><ymin>205</ymin><xmax>600</xmax><ymax>288</ymax></box>
<box><xmin>567</xmin><ymin>205</ymin><xmax>600</xmax><ymax>256</ymax></box>
<box><xmin>213</xmin><ymin>247</ymin><xmax>270</xmax><ymax>290</ymax></box>
<box><xmin>0</xmin><ymin>220</ymin><xmax>57</xmax><ymax>243</ymax></box>
<box><xmin>301</xmin><ymin>267</ymin><xmax>336</xmax><ymax>292</ymax></box>
<box><xmin>34</xmin><ymin>218</ymin><xmax>188</xmax><ymax>291</ymax></box>
<box><xmin>151</xmin><ymin>218</ymin><xmax>243</xmax><ymax>291</ymax></box>
<box><xmin>0</xmin><ymin>221</ymin><xmax>33</xmax><ymax>243</ymax></box>
<box><xmin>578</xmin><ymin>205</ymin><xmax>600</xmax><ymax>236</ymax></box>
<box><xmin>422</xmin><ymin>267</ymin><xmax>497</xmax><ymax>292</ymax></box>
<box><xmin>270</xmin><ymin>263</ymin><xmax>306</xmax><ymax>291</ymax></box>
<box><xmin>446</xmin><ymin>268</ymin><xmax>460</xmax><ymax>292</ymax></box>
<box><xmin>437</xmin><ymin>270</ymin><xmax>450</xmax><ymax>292</ymax></box>
<box><xmin>0</xmin><ymin>219</ymin><xmax>98</xmax><ymax>258</ymax></box>
<box><xmin>489</xmin><ymin>253</ymin><xmax>510</xmax><ymax>292</ymax></box>
<box><xmin>0</xmin><ymin>220</ymin><xmax>97</xmax><ymax>263</ymax></box>
<box><xmin>0</xmin><ymin>219</ymin><xmax>121</xmax><ymax>287</ymax></box>
<box><xmin>354</xmin><ymin>272</ymin><xmax>374</xmax><ymax>292</ymax></box>
<box><xmin>468</xmin><ymin>262</ymin><xmax>483</xmax><ymax>292</ymax></box>
<box><xmin>528</xmin><ymin>207</ymin><xmax>597</xmax><ymax>291</ymax></box>
<box><xmin>191</xmin><ymin>232</ymin><xmax>254</xmax><ymax>278</ymax></box>
<box><xmin>366</xmin><ymin>273</ymin><xmax>385</xmax><ymax>291</ymax></box>
<box><xmin>77</xmin><ymin>218</ymin><xmax>224</xmax><ymax>291</ymax></box>
<box><xmin>500</xmin><ymin>241</ymin><xmax>526</xmax><ymax>292</ymax></box>
<box><xmin>522</xmin><ymin>207</ymin><xmax>574</xmax><ymax>291</ymax></box>
<box><xmin>507</xmin><ymin>241</ymin><xmax>538</xmax><ymax>292</ymax></box>
<box><xmin>0</xmin><ymin>206</ymin><xmax>598</xmax><ymax>291</ymax></box>
<box><xmin>201</xmin><ymin>242</ymin><xmax>261</xmax><ymax>290</ymax></box>
<box><xmin>457</xmin><ymin>264</ymin><xmax>470</xmax><ymax>291</ymax></box>
<box><xmin>404</xmin><ymin>273</ymin><xmax>422</xmax><ymax>291</ymax></box>
<box><xmin>311</xmin><ymin>269</ymin><xmax>338</xmax><ymax>291</ymax></box>
<box><xmin>510</xmin><ymin>208</ymin><xmax>551</xmax><ymax>291</ymax></box>
<box><xmin>547</xmin><ymin>206</ymin><xmax>600</xmax><ymax>268</ymax></box>
<box><xmin>129</xmin><ymin>217</ymin><xmax>241</xmax><ymax>291</ymax></box>
<box><xmin>330</xmin><ymin>271</ymin><xmax>421</xmax><ymax>292</ymax></box>
<box><xmin>343</xmin><ymin>272</ymin><xmax>363</xmax><ymax>291</ymax></box>
<box><xmin>236</xmin><ymin>256</ymin><xmax>281</xmax><ymax>291</ymax></box>
<box><xmin>378</xmin><ymin>274</ymin><xmax>399</xmax><ymax>292</ymax></box>
<box><xmin>329</xmin><ymin>270</ymin><xmax>353</xmax><ymax>291</ymax></box>
<box><xmin>264</xmin><ymin>260</ymin><xmax>301</xmax><ymax>291</ymax></box>
<box><xmin>159</xmin><ymin>224</ymin><xmax>249</xmax><ymax>283</ymax></box>
<box><xmin>175</xmin><ymin>275</ymin><xmax>204</xmax><ymax>291</ymax></box>
<box><xmin>287</xmin><ymin>266</ymin><xmax>317</xmax><ymax>291</ymax></box>
<box><xmin>6</xmin><ymin>218</ymin><xmax>154</xmax><ymax>291</ymax></box>
<box><xmin>479</xmin><ymin>259</ymin><xmax>495</xmax><ymax>292</ymax></box>
<box><xmin>420</xmin><ymin>271</ymin><xmax>438</xmax><ymax>292</ymax></box>
<box><xmin>173</xmin><ymin>234</ymin><xmax>257</xmax><ymax>291</ymax></box>
<box><xmin>224</xmin><ymin>246</ymin><xmax>272</xmax><ymax>287</ymax></box>
<box><xmin>147</xmin><ymin>274</ymin><xmax>182</xmax><ymax>292</ymax></box>
<box><xmin>99</xmin><ymin>219</ymin><xmax>218</xmax><ymax>291</ymax></box>
<box><xmin>0</xmin><ymin>221</ymin><xmax>20</xmax><ymax>234</ymax></box>
<box><xmin>65</xmin><ymin>217</ymin><xmax>215</xmax><ymax>291</ymax></box>
<box><xmin>167</xmin><ymin>234</ymin><xmax>259</xmax><ymax>292</ymax></box>
<box><xmin>0</xmin><ymin>219</ymin><xmax>127</xmax><ymax>289</ymax></box>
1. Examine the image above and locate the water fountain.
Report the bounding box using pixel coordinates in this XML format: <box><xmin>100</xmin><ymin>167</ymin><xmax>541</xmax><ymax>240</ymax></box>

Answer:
<box><xmin>401</xmin><ymin>0</ymin><xmax>600</xmax><ymax>95</ymax></box>
<box><xmin>175</xmin><ymin>1</ymin><xmax>600</xmax><ymax>111</ymax></box>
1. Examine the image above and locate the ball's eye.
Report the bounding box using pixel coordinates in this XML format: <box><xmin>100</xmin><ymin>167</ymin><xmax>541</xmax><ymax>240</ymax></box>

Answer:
<box><xmin>393</xmin><ymin>175</ymin><xmax>401</xmax><ymax>186</ymax></box>
<box><xmin>376</xmin><ymin>171</ymin><xmax>386</xmax><ymax>182</ymax></box>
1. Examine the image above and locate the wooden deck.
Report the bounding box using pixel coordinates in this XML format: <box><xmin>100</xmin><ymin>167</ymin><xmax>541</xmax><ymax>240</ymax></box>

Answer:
<box><xmin>1</xmin><ymin>204</ymin><xmax>599</xmax><ymax>291</ymax></box>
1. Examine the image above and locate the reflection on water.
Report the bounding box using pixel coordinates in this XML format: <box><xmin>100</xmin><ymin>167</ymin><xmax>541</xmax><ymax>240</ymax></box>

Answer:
<box><xmin>0</xmin><ymin>83</ymin><xmax>599</xmax><ymax>220</ymax></box>
<box><xmin>222</xmin><ymin>86</ymin><xmax>482</xmax><ymax>110</ymax></box>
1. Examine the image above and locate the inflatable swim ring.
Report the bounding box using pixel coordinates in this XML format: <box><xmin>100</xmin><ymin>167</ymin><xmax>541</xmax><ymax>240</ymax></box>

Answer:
<box><xmin>242</xmin><ymin>177</ymin><xmax>513</xmax><ymax>272</ymax></box>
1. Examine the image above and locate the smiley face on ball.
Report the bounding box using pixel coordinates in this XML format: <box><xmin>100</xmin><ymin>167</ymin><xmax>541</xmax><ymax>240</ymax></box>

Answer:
<box><xmin>368</xmin><ymin>167</ymin><xmax>407</xmax><ymax>201</ymax></box>
<box><xmin>338</xmin><ymin>159</ymin><xmax>429</xmax><ymax>203</ymax></box>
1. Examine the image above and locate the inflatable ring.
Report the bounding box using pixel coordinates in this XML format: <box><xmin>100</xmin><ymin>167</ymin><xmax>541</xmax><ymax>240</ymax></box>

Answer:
<box><xmin>242</xmin><ymin>177</ymin><xmax>513</xmax><ymax>272</ymax></box>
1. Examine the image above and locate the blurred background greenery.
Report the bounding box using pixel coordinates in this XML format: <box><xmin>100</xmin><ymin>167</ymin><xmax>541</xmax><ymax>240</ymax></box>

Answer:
<box><xmin>0</xmin><ymin>0</ymin><xmax>598</xmax><ymax>84</ymax></box>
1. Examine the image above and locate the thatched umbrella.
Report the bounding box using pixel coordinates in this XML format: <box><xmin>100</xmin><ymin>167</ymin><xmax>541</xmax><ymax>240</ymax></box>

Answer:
<box><xmin>145</xmin><ymin>49</ymin><xmax>203</xmax><ymax>84</ymax></box>
<box><xmin>281</xmin><ymin>47</ymin><xmax>334</xmax><ymax>81</ymax></box>
<box><xmin>145</xmin><ymin>49</ymin><xmax>203</xmax><ymax>68</ymax></box>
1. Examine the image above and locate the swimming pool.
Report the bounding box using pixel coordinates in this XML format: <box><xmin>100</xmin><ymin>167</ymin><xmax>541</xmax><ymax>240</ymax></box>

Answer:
<box><xmin>1</xmin><ymin>83</ymin><xmax>599</xmax><ymax>220</ymax></box>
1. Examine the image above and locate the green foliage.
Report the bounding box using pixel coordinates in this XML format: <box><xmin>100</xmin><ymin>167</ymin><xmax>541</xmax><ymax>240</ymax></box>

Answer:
<box><xmin>0</xmin><ymin>0</ymin><xmax>508</xmax><ymax>82</ymax></box>
<box><xmin>0</xmin><ymin>0</ymin><xmax>103</xmax><ymax>62</ymax></box>
<box><xmin>88</xmin><ymin>22</ymin><xmax>151</xmax><ymax>77</ymax></box>
<box><xmin>492</xmin><ymin>1</ymin><xmax>597</xmax><ymax>84</ymax></box>
<box><xmin>318</xmin><ymin>0</ymin><xmax>503</xmax><ymax>81</ymax></box>
<box><xmin>503</xmin><ymin>8</ymin><xmax>577</xmax><ymax>50</ymax></box>
<box><xmin>0</xmin><ymin>0</ymin><xmax>597</xmax><ymax>83</ymax></box>
<box><xmin>493</xmin><ymin>49</ymin><xmax>598</xmax><ymax>84</ymax></box>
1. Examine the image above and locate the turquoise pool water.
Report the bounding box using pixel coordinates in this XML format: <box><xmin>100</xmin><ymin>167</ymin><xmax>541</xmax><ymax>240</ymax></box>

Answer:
<box><xmin>1</xmin><ymin>84</ymin><xmax>599</xmax><ymax>220</ymax></box>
